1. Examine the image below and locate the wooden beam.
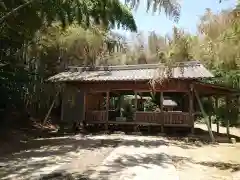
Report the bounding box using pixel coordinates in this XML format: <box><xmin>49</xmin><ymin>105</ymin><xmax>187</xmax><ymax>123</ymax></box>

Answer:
<box><xmin>43</xmin><ymin>91</ymin><xmax>60</xmax><ymax>125</ymax></box>
<box><xmin>68</xmin><ymin>80</ymin><xmax>189</xmax><ymax>92</ymax></box>
<box><xmin>194</xmin><ymin>87</ymin><xmax>215</xmax><ymax>143</ymax></box>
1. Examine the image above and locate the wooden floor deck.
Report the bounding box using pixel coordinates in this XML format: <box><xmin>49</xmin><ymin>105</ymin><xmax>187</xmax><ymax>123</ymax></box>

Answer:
<box><xmin>85</xmin><ymin>120</ymin><xmax>192</xmax><ymax>127</ymax></box>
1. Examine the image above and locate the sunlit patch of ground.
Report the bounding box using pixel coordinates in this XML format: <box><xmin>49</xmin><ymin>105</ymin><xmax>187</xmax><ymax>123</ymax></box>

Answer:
<box><xmin>166</xmin><ymin>124</ymin><xmax>240</xmax><ymax>180</ymax></box>
<box><xmin>168</xmin><ymin>142</ymin><xmax>240</xmax><ymax>180</ymax></box>
<box><xmin>0</xmin><ymin>135</ymin><xmax>115</xmax><ymax>179</ymax></box>
<box><xmin>0</xmin><ymin>124</ymin><xmax>240</xmax><ymax>180</ymax></box>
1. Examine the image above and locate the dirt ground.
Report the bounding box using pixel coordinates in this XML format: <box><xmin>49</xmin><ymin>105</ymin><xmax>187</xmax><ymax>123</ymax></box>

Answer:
<box><xmin>0</xmin><ymin>135</ymin><xmax>116</xmax><ymax>179</ymax></box>
<box><xmin>0</xmin><ymin>124</ymin><xmax>240</xmax><ymax>180</ymax></box>
<box><xmin>167</xmin><ymin>123</ymin><xmax>240</xmax><ymax>180</ymax></box>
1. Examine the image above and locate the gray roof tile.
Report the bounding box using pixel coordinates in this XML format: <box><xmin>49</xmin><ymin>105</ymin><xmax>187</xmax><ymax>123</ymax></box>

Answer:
<box><xmin>48</xmin><ymin>61</ymin><xmax>213</xmax><ymax>82</ymax></box>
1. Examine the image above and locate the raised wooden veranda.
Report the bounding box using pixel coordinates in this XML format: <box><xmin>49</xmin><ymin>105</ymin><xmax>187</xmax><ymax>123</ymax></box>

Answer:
<box><xmin>82</xmin><ymin>83</ymin><xmax>195</xmax><ymax>133</ymax></box>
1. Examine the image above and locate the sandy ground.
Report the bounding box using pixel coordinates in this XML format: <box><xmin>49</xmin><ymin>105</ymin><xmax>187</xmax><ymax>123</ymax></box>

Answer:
<box><xmin>0</xmin><ymin>134</ymin><xmax>116</xmax><ymax>179</ymax></box>
<box><xmin>88</xmin><ymin>135</ymin><xmax>179</xmax><ymax>180</ymax></box>
<box><xmin>172</xmin><ymin>123</ymin><xmax>240</xmax><ymax>180</ymax></box>
<box><xmin>0</xmin><ymin>124</ymin><xmax>240</xmax><ymax>180</ymax></box>
<box><xmin>196</xmin><ymin>123</ymin><xmax>240</xmax><ymax>137</ymax></box>
<box><xmin>166</xmin><ymin>139</ymin><xmax>240</xmax><ymax>180</ymax></box>
<box><xmin>88</xmin><ymin>134</ymin><xmax>240</xmax><ymax>180</ymax></box>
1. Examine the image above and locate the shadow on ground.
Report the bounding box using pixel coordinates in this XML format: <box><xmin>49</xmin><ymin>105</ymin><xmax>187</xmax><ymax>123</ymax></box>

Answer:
<box><xmin>194</xmin><ymin>127</ymin><xmax>240</xmax><ymax>143</ymax></box>
<box><xmin>1</xmin><ymin>125</ymin><xmax>240</xmax><ymax>180</ymax></box>
<box><xmin>171</xmin><ymin>155</ymin><xmax>240</xmax><ymax>172</ymax></box>
<box><xmin>38</xmin><ymin>139</ymin><xmax>240</xmax><ymax>180</ymax></box>
<box><xmin>0</xmin><ymin>135</ymin><xmax>119</xmax><ymax>180</ymax></box>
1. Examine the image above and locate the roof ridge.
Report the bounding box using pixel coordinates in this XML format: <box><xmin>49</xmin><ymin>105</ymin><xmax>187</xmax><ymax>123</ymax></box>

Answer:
<box><xmin>68</xmin><ymin>61</ymin><xmax>201</xmax><ymax>72</ymax></box>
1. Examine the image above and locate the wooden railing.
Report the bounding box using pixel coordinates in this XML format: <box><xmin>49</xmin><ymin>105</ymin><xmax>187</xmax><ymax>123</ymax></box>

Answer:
<box><xmin>163</xmin><ymin>112</ymin><xmax>191</xmax><ymax>126</ymax></box>
<box><xmin>134</xmin><ymin>112</ymin><xmax>162</xmax><ymax>124</ymax></box>
<box><xmin>85</xmin><ymin>110</ymin><xmax>107</xmax><ymax>122</ymax></box>
<box><xmin>85</xmin><ymin>111</ymin><xmax>192</xmax><ymax>127</ymax></box>
<box><xmin>134</xmin><ymin>111</ymin><xmax>192</xmax><ymax>126</ymax></box>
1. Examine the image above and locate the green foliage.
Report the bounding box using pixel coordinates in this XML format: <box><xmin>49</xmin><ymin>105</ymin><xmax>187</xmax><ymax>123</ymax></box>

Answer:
<box><xmin>0</xmin><ymin>0</ymin><xmax>137</xmax><ymax>31</ymax></box>
<box><xmin>0</xmin><ymin>0</ymin><xmax>138</xmax><ymax>121</ymax></box>
<box><xmin>125</xmin><ymin>0</ymin><xmax>180</xmax><ymax>22</ymax></box>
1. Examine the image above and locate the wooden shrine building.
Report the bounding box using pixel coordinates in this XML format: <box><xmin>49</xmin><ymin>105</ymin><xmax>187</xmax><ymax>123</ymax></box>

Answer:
<box><xmin>48</xmin><ymin>61</ymin><xmax>240</xmax><ymax>133</ymax></box>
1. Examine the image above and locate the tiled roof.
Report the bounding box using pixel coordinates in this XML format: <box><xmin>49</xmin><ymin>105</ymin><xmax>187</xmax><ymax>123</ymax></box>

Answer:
<box><xmin>48</xmin><ymin>61</ymin><xmax>213</xmax><ymax>82</ymax></box>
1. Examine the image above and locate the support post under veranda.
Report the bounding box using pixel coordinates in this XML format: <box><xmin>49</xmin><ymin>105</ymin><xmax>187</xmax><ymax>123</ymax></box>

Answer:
<box><xmin>225</xmin><ymin>96</ymin><xmax>230</xmax><ymax>138</ymax></box>
<box><xmin>134</xmin><ymin>91</ymin><xmax>138</xmax><ymax>132</ymax></box>
<box><xmin>215</xmin><ymin>96</ymin><xmax>219</xmax><ymax>133</ymax></box>
<box><xmin>208</xmin><ymin>96</ymin><xmax>213</xmax><ymax>130</ymax></box>
<box><xmin>82</xmin><ymin>91</ymin><xmax>86</xmax><ymax>130</ymax></box>
<box><xmin>160</xmin><ymin>91</ymin><xmax>164</xmax><ymax>133</ymax></box>
<box><xmin>194</xmin><ymin>88</ymin><xmax>215</xmax><ymax>143</ymax></box>
<box><xmin>105</xmin><ymin>91</ymin><xmax>110</xmax><ymax>131</ymax></box>
<box><xmin>189</xmin><ymin>84</ymin><xmax>194</xmax><ymax>134</ymax></box>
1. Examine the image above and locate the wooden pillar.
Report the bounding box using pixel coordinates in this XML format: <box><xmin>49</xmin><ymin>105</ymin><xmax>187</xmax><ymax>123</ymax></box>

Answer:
<box><xmin>208</xmin><ymin>96</ymin><xmax>212</xmax><ymax>129</ymax></box>
<box><xmin>133</xmin><ymin>91</ymin><xmax>138</xmax><ymax>132</ymax></box>
<box><xmin>82</xmin><ymin>91</ymin><xmax>86</xmax><ymax>129</ymax></box>
<box><xmin>60</xmin><ymin>91</ymin><xmax>64</xmax><ymax>122</ymax></box>
<box><xmin>215</xmin><ymin>96</ymin><xmax>219</xmax><ymax>133</ymax></box>
<box><xmin>105</xmin><ymin>91</ymin><xmax>110</xmax><ymax>131</ymax></box>
<box><xmin>160</xmin><ymin>91</ymin><xmax>164</xmax><ymax>133</ymax></box>
<box><xmin>160</xmin><ymin>91</ymin><xmax>164</xmax><ymax>112</ymax></box>
<box><xmin>237</xmin><ymin>95</ymin><xmax>240</xmax><ymax>125</ymax></box>
<box><xmin>189</xmin><ymin>84</ymin><xmax>194</xmax><ymax>134</ymax></box>
<box><xmin>134</xmin><ymin>91</ymin><xmax>138</xmax><ymax>111</ymax></box>
<box><xmin>225</xmin><ymin>96</ymin><xmax>230</xmax><ymax>137</ymax></box>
